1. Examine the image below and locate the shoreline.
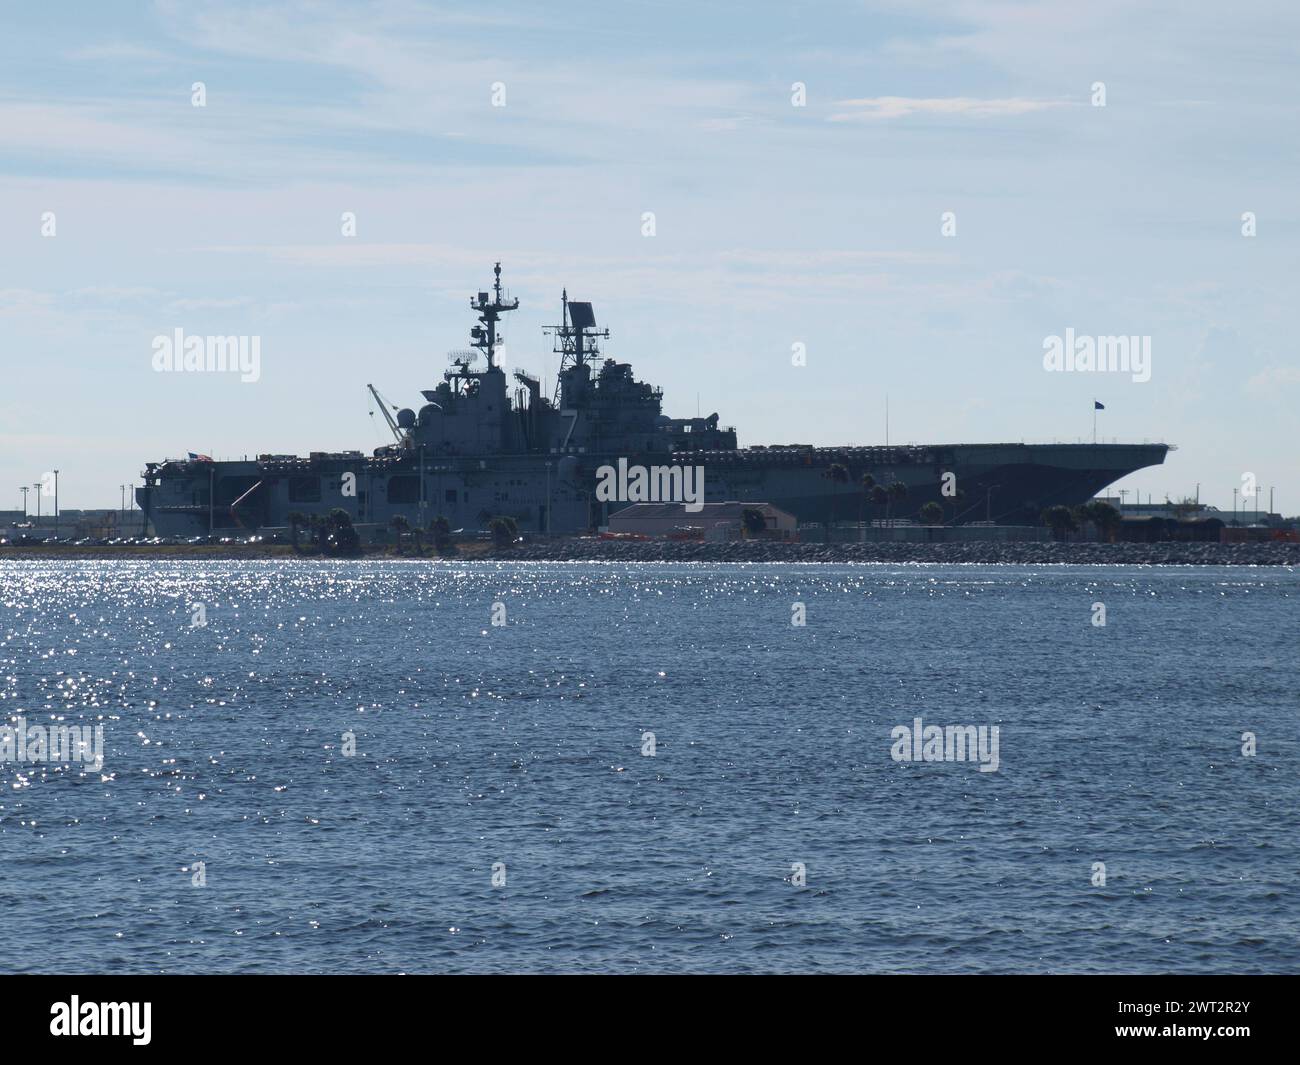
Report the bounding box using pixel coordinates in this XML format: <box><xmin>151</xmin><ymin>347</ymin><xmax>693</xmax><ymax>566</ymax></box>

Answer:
<box><xmin>2</xmin><ymin>540</ymin><xmax>1297</xmax><ymax>565</ymax></box>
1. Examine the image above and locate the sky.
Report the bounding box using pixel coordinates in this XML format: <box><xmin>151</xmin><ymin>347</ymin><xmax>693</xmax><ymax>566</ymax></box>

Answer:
<box><xmin>1</xmin><ymin>0</ymin><xmax>1297</xmax><ymax>514</ymax></box>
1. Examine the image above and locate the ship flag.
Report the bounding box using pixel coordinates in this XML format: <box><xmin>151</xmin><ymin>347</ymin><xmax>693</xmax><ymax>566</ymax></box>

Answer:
<box><xmin>188</xmin><ymin>452</ymin><xmax>213</xmax><ymax>463</ymax></box>
<box><xmin>1094</xmin><ymin>401</ymin><xmax>1105</xmax><ymax>410</ymax></box>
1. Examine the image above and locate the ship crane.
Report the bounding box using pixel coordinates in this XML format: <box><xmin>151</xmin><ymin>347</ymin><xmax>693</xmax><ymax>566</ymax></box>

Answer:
<box><xmin>367</xmin><ymin>383</ymin><xmax>405</xmax><ymax>444</ymax></box>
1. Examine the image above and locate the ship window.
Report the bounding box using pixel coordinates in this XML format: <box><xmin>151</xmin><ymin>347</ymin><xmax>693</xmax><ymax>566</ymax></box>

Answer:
<box><xmin>386</xmin><ymin>475</ymin><xmax>419</xmax><ymax>503</ymax></box>
<box><xmin>288</xmin><ymin>475</ymin><xmax>321</xmax><ymax>503</ymax></box>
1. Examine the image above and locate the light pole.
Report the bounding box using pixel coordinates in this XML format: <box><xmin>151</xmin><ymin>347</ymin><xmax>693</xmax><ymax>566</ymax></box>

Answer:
<box><xmin>1232</xmin><ymin>487</ymin><xmax>1238</xmax><ymax>526</ymax></box>
<box><xmin>53</xmin><ymin>469</ymin><xmax>59</xmax><ymax>538</ymax></box>
<box><xmin>120</xmin><ymin>484</ymin><xmax>125</xmax><ymax>523</ymax></box>
<box><xmin>19</xmin><ymin>486</ymin><xmax>28</xmax><ymax>518</ymax></box>
<box><xmin>33</xmin><ymin>482</ymin><xmax>41</xmax><ymax>524</ymax></box>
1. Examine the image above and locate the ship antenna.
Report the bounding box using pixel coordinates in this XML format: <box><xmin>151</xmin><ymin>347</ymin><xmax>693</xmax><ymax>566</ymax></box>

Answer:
<box><xmin>546</xmin><ymin>284</ymin><xmax>610</xmax><ymax>404</ymax></box>
<box><xmin>469</xmin><ymin>261</ymin><xmax>519</xmax><ymax>370</ymax></box>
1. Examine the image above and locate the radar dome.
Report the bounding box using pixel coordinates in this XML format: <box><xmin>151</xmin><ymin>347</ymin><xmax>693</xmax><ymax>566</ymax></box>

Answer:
<box><xmin>396</xmin><ymin>408</ymin><xmax>416</xmax><ymax>429</ymax></box>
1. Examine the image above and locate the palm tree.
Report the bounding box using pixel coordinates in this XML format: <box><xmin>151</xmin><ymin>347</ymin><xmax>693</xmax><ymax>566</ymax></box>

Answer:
<box><xmin>823</xmin><ymin>462</ymin><xmax>850</xmax><ymax>532</ymax></box>
<box><xmin>869</xmin><ymin>484</ymin><xmax>889</xmax><ymax>523</ymax></box>
<box><xmin>325</xmin><ymin>509</ymin><xmax>361</xmax><ymax>557</ymax></box>
<box><xmin>1084</xmin><ymin>500</ymin><xmax>1122</xmax><ymax>543</ymax></box>
<box><xmin>389</xmin><ymin>514</ymin><xmax>410</xmax><ymax>554</ymax></box>
<box><xmin>488</xmin><ymin>515</ymin><xmax>518</xmax><ymax>548</ymax></box>
<box><xmin>430</xmin><ymin>515</ymin><xmax>453</xmax><ymax>555</ymax></box>
<box><xmin>1041</xmin><ymin>505</ymin><xmax>1077</xmax><ymax>541</ymax></box>
<box><xmin>286</xmin><ymin>511</ymin><xmax>306</xmax><ymax>553</ymax></box>
<box><xmin>887</xmin><ymin>480</ymin><xmax>907</xmax><ymax>523</ymax></box>
<box><xmin>858</xmin><ymin>473</ymin><xmax>876</xmax><ymax>539</ymax></box>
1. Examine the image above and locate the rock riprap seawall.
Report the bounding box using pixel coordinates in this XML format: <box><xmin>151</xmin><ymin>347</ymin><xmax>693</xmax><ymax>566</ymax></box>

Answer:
<box><xmin>501</xmin><ymin>540</ymin><xmax>1300</xmax><ymax>565</ymax></box>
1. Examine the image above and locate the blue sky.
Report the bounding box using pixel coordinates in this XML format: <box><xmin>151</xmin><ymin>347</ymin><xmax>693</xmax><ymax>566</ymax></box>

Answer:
<box><xmin>2</xmin><ymin>0</ymin><xmax>1297</xmax><ymax>512</ymax></box>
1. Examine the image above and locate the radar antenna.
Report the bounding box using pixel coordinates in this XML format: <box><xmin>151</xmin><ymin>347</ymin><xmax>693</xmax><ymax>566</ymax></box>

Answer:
<box><xmin>545</xmin><ymin>288</ymin><xmax>609</xmax><ymax>404</ymax></box>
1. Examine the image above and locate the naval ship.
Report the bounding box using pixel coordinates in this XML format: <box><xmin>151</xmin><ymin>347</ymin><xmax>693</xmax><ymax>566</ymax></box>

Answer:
<box><xmin>138</xmin><ymin>264</ymin><xmax>1169</xmax><ymax>536</ymax></box>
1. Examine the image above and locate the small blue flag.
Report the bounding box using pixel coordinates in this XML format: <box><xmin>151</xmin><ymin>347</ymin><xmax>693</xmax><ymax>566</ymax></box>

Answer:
<box><xmin>1094</xmin><ymin>401</ymin><xmax>1105</xmax><ymax>410</ymax></box>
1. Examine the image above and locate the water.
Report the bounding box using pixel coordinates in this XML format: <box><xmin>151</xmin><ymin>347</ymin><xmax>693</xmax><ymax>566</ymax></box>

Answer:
<box><xmin>1</xmin><ymin>560</ymin><xmax>1296</xmax><ymax>974</ymax></box>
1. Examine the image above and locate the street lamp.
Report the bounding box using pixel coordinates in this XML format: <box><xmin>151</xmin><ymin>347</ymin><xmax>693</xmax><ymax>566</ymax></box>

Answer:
<box><xmin>53</xmin><ymin>469</ymin><xmax>59</xmax><ymax>538</ymax></box>
<box><xmin>19</xmin><ymin>486</ymin><xmax>28</xmax><ymax>518</ymax></box>
<box><xmin>33</xmin><ymin>482</ymin><xmax>41</xmax><ymax>524</ymax></box>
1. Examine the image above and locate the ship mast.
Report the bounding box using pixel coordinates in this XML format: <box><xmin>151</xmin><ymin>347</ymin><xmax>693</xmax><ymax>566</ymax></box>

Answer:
<box><xmin>546</xmin><ymin>288</ymin><xmax>610</xmax><ymax>404</ymax></box>
<box><xmin>469</xmin><ymin>262</ymin><xmax>518</xmax><ymax>370</ymax></box>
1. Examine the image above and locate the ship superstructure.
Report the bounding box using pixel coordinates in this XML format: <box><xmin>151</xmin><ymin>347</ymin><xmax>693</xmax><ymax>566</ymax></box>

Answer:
<box><xmin>138</xmin><ymin>265</ymin><xmax>1169</xmax><ymax>536</ymax></box>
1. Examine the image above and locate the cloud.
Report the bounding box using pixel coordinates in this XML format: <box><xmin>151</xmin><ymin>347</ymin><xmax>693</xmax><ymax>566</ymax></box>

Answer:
<box><xmin>62</xmin><ymin>42</ymin><xmax>175</xmax><ymax>64</ymax></box>
<box><xmin>828</xmin><ymin>96</ymin><xmax>1070</xmax><ymax>121</ymax></box>
<box><xmin>189</xmin><ymin>242</ymin><xmax>961</xmax><ymax>310</ymax></box>
<box><xmin>166</xmin><ymin>296</ymin><xmax>257</xmax><ymax>311</ymax></box>
<box><xmin>1245</xmin><ymin>366</ymin><xmax>1300</xmax><ymax>396</ymax></box>
<box><xmin>0</xmin><ymin>288</ymin><xmax>55</xmax><ymax>317</ymax></box>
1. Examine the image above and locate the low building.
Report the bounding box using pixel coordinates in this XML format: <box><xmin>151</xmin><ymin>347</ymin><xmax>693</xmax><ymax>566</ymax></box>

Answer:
<box><xmin>1088</xmin><ymin>495</ymin><xmax>1300</xmax><ymax>543</ymax></box>
<box><xmin>2</xmin><ymin>510</ymin><xmax>149</xmax><ymax>539</ymax></box>
<box><xmin>607</xmin><ymin>501</ymin><xmax>797</xmax><ymax>540</ymax></box>
<box><xmin>1094</xmin><ymin>495</ymin><xmax>1282</xmax><ymax>528</ymax></box>
<box><xmin>1116</xmin><ymin>515</ymin><xmax>1225</xmax><ymax>543</ymax></box>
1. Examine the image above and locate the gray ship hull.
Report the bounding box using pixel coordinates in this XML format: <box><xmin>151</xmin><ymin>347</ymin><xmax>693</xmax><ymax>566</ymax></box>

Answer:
<box><xmin>139</xmin><ymin>442</ymin><xmax>1169</xmax><ymax>536</ymax></box>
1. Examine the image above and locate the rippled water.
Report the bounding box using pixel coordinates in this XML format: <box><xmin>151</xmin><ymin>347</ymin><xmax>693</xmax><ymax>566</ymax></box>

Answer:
<box><xmin>1</xmin><ymin>560</ymin><xmax>1296</xmax><ymax>973</ymax></box>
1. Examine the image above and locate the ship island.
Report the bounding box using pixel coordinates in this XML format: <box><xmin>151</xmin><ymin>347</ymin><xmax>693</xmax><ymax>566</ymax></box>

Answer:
<box><xmin>136</xmin><ymin>264</ymin><xmax>1169</xmax><ymax>540</ymax></box>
